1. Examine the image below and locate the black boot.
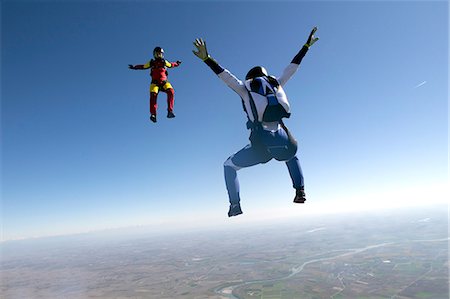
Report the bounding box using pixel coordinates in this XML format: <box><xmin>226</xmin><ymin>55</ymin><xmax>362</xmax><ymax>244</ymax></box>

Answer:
<box><xmin>228</xmin><ymin>203</ymin><xmax>243</xmax><ymax>217</ymax></box>
<box><xmin>293</xmin><ymin>187</ymin><xmax>306</xmax><ymax>203</ymax></box>
<box><xmin>150</xmin><ymin>114</ymin><xmax>157</xmax><ymax>123</ymax></box>
<box><xmin>167</xmin><ymin>111</ymin><xmax>175</xmax><ymax>118</ymax></box>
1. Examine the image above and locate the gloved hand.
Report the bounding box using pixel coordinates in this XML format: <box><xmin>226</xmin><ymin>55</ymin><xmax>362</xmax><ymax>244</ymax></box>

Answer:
<box><xmin>128</xmin><ymin>64</ymin><xmax>135</xmax><ymax>69</ymax></box>
<box><xmin>176</xmin><ymin>60</ymin><xmax>182</xmax><ymax>65</ymax></box>
<box><xmin>305</xmin><ymin>27</ymin><xmax>319</xmax><ymax>48</ymax></box>
<box><xmin>192</xmin><ymin>38</ymin><xmax>209</xmax><ymax>61</ymax></box>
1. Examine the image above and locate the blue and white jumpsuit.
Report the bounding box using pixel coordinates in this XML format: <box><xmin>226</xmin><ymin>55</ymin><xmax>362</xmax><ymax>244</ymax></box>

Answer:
<box><xmin>202</xmin><ymin>46</ymin><xmax>310</xmax><ymax>207</ymax></box>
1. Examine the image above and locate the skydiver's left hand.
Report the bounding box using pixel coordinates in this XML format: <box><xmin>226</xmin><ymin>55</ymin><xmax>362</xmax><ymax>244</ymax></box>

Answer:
<box><xmin>192</xmin><ymin>38</ymin><xmax>209</xmax><ymax>61</ymax></box>
<box><xmin>305</xmin><ymin>27</ymin><xmax>319</xmax><ymax>48</ymax></box>
<box><xmin>176</xmin><ymin>60</ymin><xmax>182</xmax><ymax>65</ymax></box>
<box><xmin>128</xmin><ymin>64</ymin><xmax>135</xmax><ymax>69</ymax></box>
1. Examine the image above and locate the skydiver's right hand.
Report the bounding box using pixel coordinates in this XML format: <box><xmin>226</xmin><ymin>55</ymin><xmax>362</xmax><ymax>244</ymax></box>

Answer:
<box><xmin>305</xmin><ymin>27</ymin><xmax>319</xmax><ymax>48</ymax></box>
<box><xmin>128</xmin><ymin>64</ymin><xmax>135</xmax><ymax>69</ymax></box>
<box><xmin>192</xmin><ymin>38</ymin><xmax>209</xmax><ymax>61</ymax></box>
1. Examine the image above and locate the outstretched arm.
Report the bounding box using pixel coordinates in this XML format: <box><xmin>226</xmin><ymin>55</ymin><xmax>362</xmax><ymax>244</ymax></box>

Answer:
<box><xmin>166</xmin><ymin>60</ymin><xmax>182</xmax><ymax>68</ymax></box>
<box><xmin>128</xmin><ymin>61</ymin><xmax>152</xmax><ymax>70</ymax></box>
<box><xmin>192</xmin><ymin>38</ymin><xmax>247</xmax><ymax>97</ymax></box>
<box><xmin>278</xmin><ymin>27</ymin><xmax>319</xmax><ymax>86</ymax></box>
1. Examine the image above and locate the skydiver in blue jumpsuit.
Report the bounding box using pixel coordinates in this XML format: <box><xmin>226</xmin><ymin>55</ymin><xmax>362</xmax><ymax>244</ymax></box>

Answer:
<box><xmin>193</xmin><ymin>27</ymin><xmax>319</xmax><ymax>217</ymax></box>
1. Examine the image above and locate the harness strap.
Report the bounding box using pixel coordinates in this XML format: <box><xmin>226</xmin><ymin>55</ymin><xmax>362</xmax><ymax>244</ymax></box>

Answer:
<box><xmin>245</xmin><ymin>90</ymin><xmax>262</xmax><ymax>130</ymax></box>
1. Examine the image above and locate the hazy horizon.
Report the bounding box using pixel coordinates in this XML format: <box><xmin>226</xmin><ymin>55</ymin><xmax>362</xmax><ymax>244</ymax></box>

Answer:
<box><xmin>2</xmin><ymin>198</ymin><xmax>447</xmax><ymax>242</ymax></box>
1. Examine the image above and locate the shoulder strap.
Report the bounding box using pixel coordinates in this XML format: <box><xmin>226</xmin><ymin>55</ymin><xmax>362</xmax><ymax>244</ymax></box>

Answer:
<box><xmin>265</xmin><ymin>76</ymin><xmax>280</xmax><ymax>88</ymax></box>
<box><xmin>245</xmin><ymin>90</ymin><xmax>262</xmax><ymax>130</ymax></box>
<box><xmin>243</xmin><ymin>81</ymin><xmax>259</xmax><ymax>121</ymax></box>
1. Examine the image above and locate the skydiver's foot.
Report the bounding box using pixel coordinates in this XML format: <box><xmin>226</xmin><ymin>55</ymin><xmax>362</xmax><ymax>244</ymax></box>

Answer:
<box><xmin>150</xmin><ymin>114</ymin><xmax>157</xmax><ymax>123</ymax></box>
<box><xmin>228</xmin><ymin>203</ymin><xmax>243</xmax><ymax>217</ymax></box>
<box><xmin>293</xmin><ymin>188</ymin><xmax>306</xmax><ymax>203</ymax></box>
<box><xmin>167</xmin><ymin>111</ymin><xmax>175</xmax><ymax>118</ymax></box>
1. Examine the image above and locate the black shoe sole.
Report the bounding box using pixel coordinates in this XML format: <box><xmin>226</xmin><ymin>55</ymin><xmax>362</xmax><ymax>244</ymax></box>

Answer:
<box><xmin>293</xmin><ymin>198</ymin><xmax>306</xmax><ymax>204</ymax></box>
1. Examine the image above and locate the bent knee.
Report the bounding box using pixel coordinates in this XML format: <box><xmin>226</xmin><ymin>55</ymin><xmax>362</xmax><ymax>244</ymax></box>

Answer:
<box><xmin>224</xmin><ymin>156</ymin><xmax>241</xmax><ymax>171</ymax></box>
<box><xmin>150</xmin><ymin>84</ymin><xmax>159</xmax><ymax>94</ymax></box>
<box><xmin>163</xmin><ymin>82</ymin><xmax>174</xmax><ymax>91</ymax></box>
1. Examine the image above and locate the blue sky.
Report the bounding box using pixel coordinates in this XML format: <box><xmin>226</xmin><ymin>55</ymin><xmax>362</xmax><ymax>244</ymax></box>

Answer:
<box><xmin>1</xmin><ymin>1</ymin><xmax>448</xmax><ymax>240</ymax></box>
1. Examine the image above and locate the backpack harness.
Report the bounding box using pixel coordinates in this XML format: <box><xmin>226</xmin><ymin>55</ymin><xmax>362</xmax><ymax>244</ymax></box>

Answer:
<box><xmin>243</xmin><ymin>76</ymin><xmax>291</xmax><ymax>131</ymax></box>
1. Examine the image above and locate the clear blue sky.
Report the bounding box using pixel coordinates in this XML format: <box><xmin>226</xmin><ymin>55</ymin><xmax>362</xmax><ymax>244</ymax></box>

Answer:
<box><xmin>1</xmin><ymin>1</ymin><xmax>448</xmax><ymax>240</ymax></box>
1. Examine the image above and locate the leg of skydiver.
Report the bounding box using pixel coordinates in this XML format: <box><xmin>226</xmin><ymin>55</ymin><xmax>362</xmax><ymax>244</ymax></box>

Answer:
<box><xmin>286</xmin><ymin>156</ymin><xmax>306</xmax><ymax>203</ymax></box>
<box><xmin>224</xmin><ymin>164</ymin><xmax>240</xmax><ymax>204</ymax></box>
<box><xmin>150</xmin><ymin>92</ymin><xmax>158</xmax><ymax>122</ymax></box>
<box><xmin>224</xmin><ymin>144</ymin><xmax>272</xmax><ymax>217</ymax></box>
<box><xmin>149</xmin><ymin>83</ymin><xmax>159</xmax><ymax>123</ymax></box>
<box><xmin>162</xmin><ymin>82</ymin><xmax>175</xmax><ymax>118</ymax></box>
<box><xmin>277</xmin><ymin>122</ymin><xmax>306</xmax><ymax>203</ymax></box>
<box><xmin>165</xmin><ymin>88</ymin><xmax>175</xmax><ymax>118</ymax></box>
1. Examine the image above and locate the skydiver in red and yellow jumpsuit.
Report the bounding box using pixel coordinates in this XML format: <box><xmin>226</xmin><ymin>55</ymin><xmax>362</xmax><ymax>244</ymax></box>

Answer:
<box><xmin>129</xmin><ymin>47</ymin><xmax>181</xmax><ymax>123</ymax></box>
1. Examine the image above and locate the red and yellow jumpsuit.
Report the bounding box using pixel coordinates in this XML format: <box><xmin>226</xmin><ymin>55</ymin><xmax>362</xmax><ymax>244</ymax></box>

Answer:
<box><xmin>133</xmin><ymin>58</ymin><xmax>181</xmax><ymax>116</ymax></box>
